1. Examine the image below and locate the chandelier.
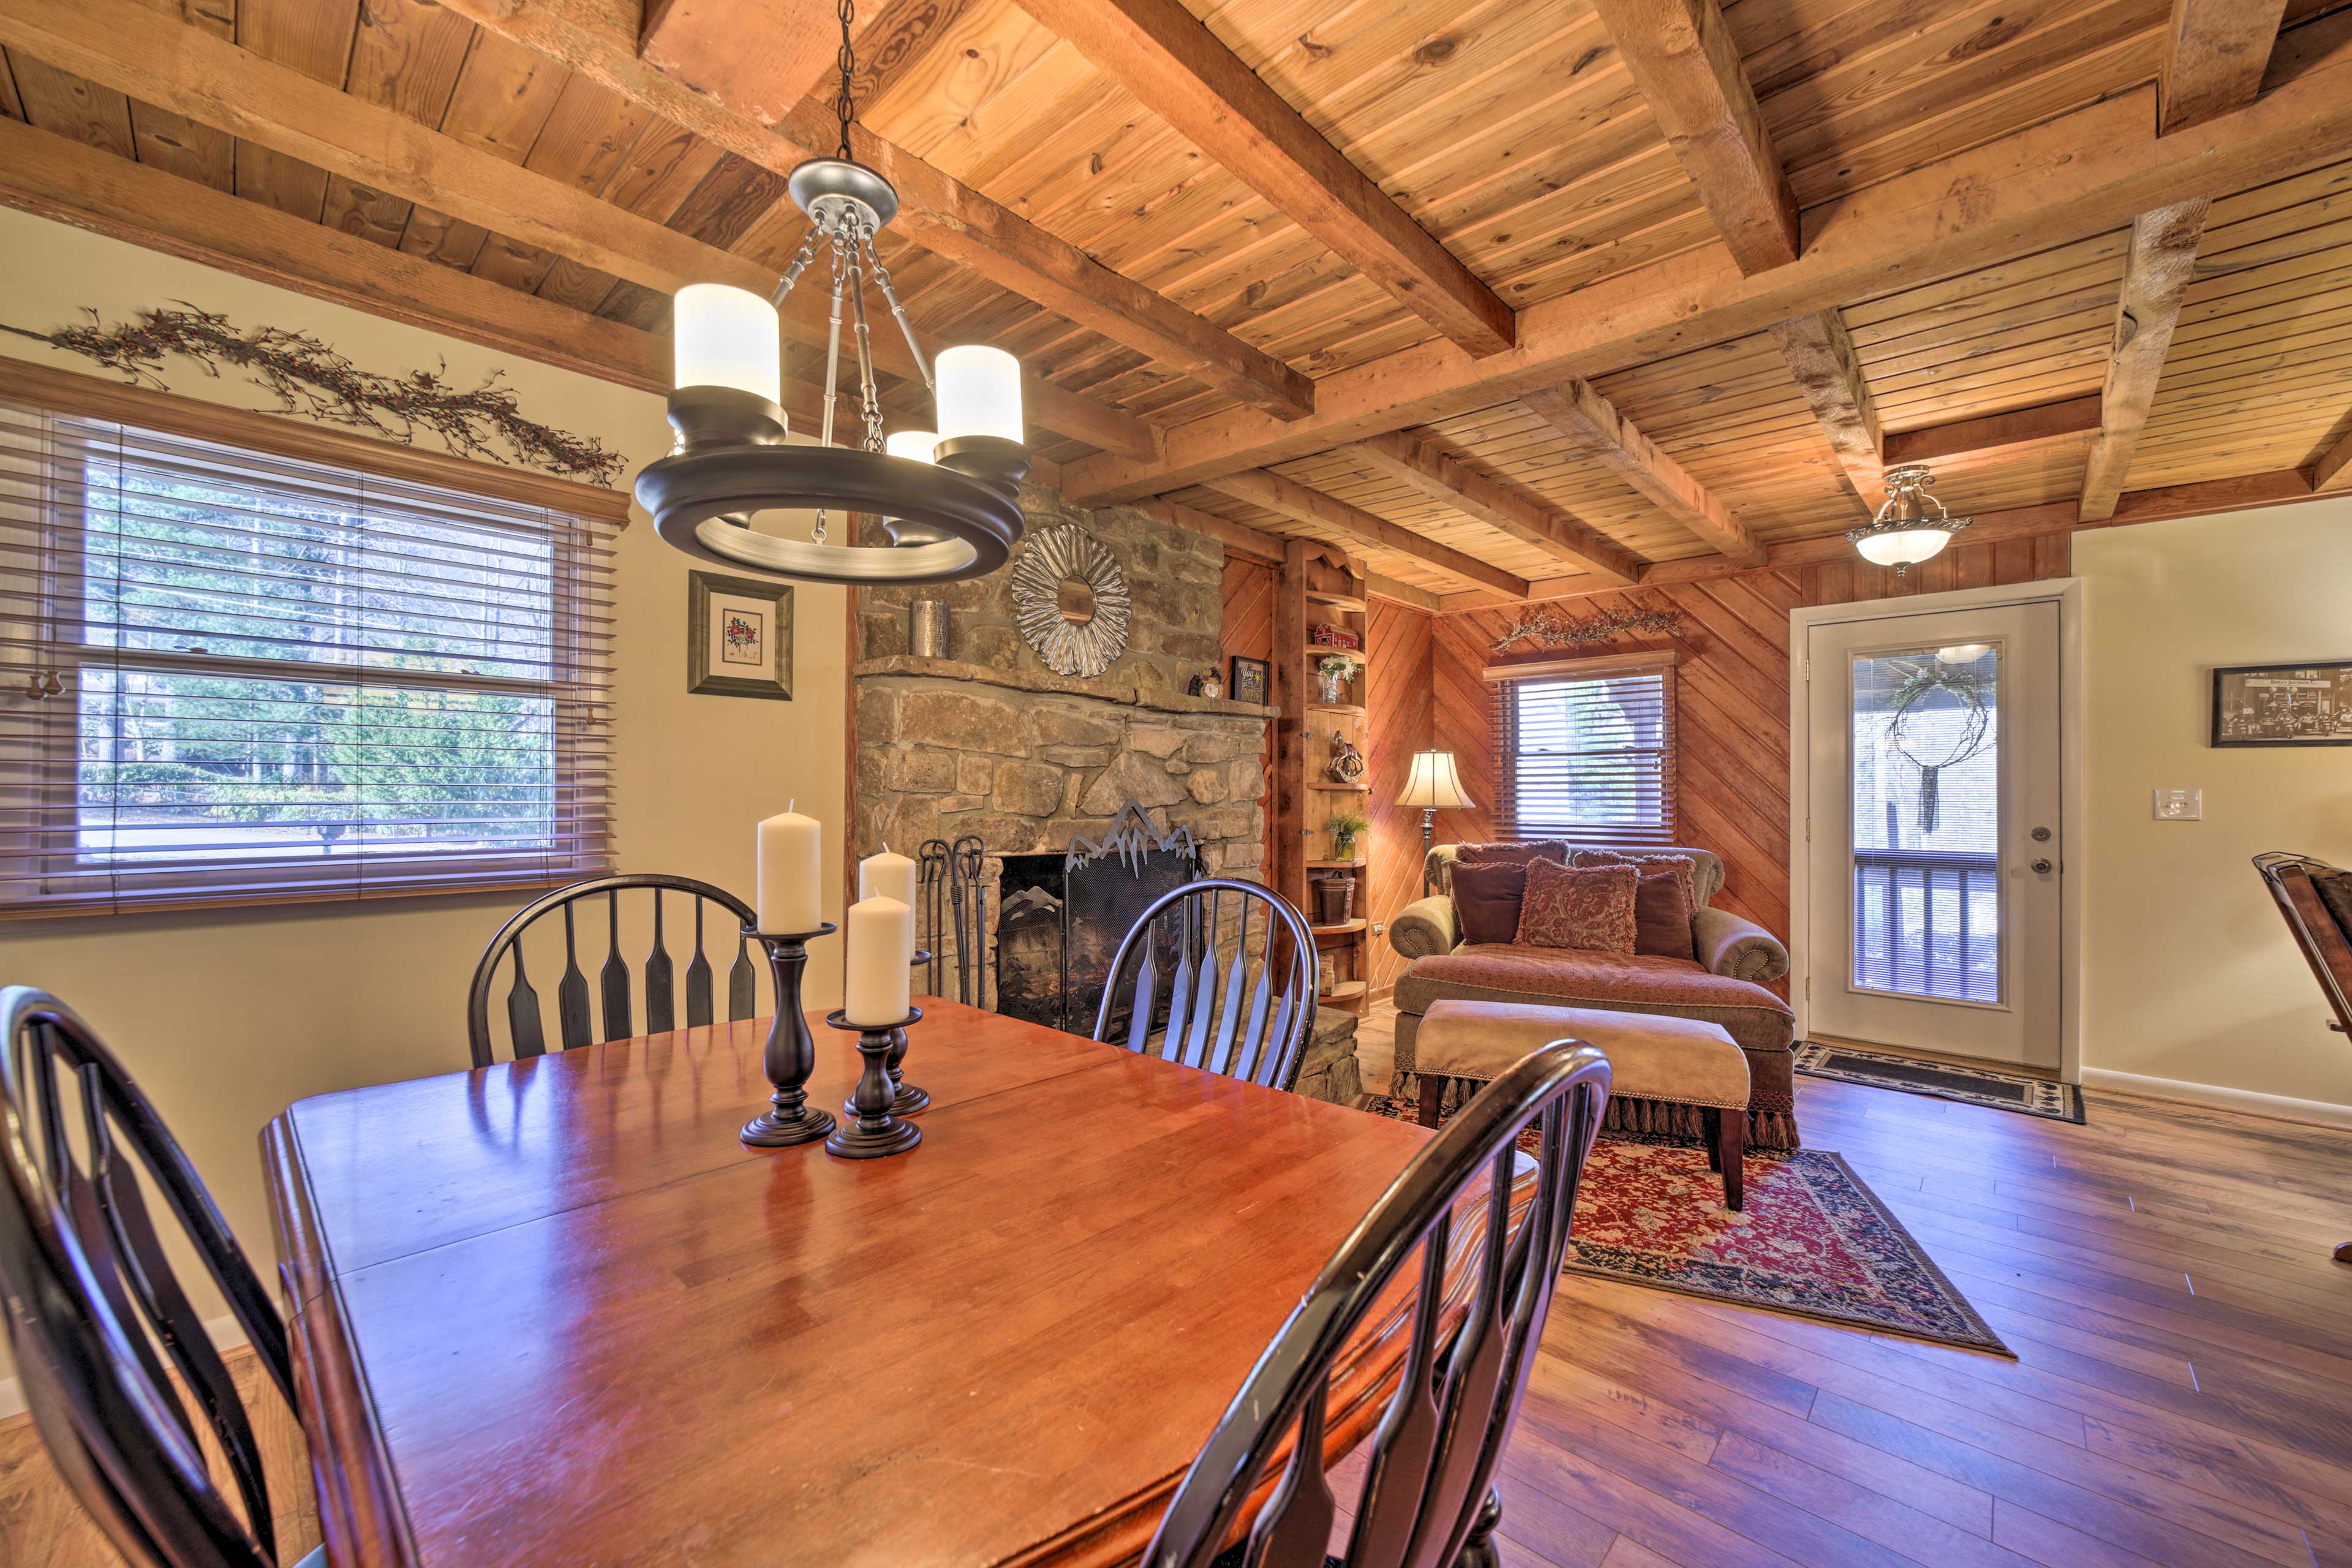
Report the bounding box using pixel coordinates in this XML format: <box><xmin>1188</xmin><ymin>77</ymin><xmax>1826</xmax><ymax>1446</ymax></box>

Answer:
<box><xmin>1847</xmin><ymin>464</ymin><xmax>1971</xmax><ymax>575</ymax></box>
<box><xmin>635</xmin><ymin>1</ymin><xmax>1028</xmax><ymax>586</ymax></box>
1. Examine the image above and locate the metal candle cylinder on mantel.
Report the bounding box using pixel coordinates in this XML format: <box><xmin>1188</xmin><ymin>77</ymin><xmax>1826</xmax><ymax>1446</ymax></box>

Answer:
<box><xmin>909</xmin><ymin>598</ymin><xmax>951</xmax><ymax>658</ymax></box>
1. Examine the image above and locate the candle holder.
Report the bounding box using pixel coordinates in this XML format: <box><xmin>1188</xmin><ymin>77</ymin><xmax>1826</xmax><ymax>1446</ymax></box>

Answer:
<box><xmin>739</xmin><ymin>924</ymin><xmax>839</xmax><ymax>1149</ymax></box>
<box><xmin>851</xmin><ymin>949</ymin><xmax>933</xmax><ymax>1118</ymax></box>
<box><xmin>824</xmin><ymin>1007</ymin><xmax>924</xmax><ymax>1159</ymax></box>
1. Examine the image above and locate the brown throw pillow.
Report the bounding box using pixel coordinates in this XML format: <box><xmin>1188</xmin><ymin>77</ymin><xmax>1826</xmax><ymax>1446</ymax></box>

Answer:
<box><xmin>1574</xmin><ymin>850</ymin><xmax>1701</xmax><ymax>959</ymax></box>
<box><xmin>1516</xmin><ymin>860</ymin><xmax>1639</xmax><ymax>954</ymax></box>
<box><xmin>1448</xmin><ymin>840</ymin><xmax>1567</xmax><ymax>894</ymax></box>
<box><xmin>1449</xmin><ymin>858</ymin><xmax>1532</xmax><ymax>946</ymax></box>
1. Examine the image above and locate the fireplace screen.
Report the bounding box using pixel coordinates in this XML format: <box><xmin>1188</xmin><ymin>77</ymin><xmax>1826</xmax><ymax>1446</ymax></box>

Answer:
<box><xmin>995</xmin><ymin>802</ymin><xmax>1200</xmax><ymax>1035</ymax></box>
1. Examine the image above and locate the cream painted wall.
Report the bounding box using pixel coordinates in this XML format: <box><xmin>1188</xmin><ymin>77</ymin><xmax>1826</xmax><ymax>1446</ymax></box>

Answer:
<box><xmin>0</xmin><ymin>208</ymin><xmax>849</xmax><ymax>1384</ymax></box>
<box><xmin>2078</xmin><ymin>499</ymin><xmax>2352</xmax><ymax>1108</ymax></box>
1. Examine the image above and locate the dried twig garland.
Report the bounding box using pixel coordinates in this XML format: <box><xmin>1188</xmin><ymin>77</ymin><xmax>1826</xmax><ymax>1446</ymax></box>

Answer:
<box><xmin>1491</xmin><ymin>601</ymin><xmax>1684</xmax><ymax>653</ymax></box>
<box><xmin>4</xmin><ymin>306</ymin><xmax>623</xmax><ymax>484</ymax></box>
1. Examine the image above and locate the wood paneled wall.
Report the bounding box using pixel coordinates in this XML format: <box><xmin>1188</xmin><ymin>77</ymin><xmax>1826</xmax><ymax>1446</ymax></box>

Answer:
<box><xmin>1421</xmin><ymin>538</ymin><xmax>2072</xmax><ymax>995</ymax></box>
<box><xmin>1219</xmin><ymin>554</ymin><xmax>1275</xmax><ymax>670</ymax></box>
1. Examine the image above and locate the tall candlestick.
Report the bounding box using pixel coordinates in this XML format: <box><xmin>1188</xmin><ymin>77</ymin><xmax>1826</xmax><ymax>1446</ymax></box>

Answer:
<box><xmin>756</xmin><ymin>805</ymin><xmax>823</xmax><ymax>933</ymax></box>
<box><xmin>843</xmin><ymin>895</ymin><xmax>913</xmax><ymax>1025</ymax></box>
<box><xmin>859</xmin><ymin>846</ymin><xmax>918</xmax><ymax>910</ymax></box>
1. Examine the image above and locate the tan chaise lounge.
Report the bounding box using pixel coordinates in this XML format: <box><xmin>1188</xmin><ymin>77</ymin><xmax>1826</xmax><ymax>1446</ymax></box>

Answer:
<box><xmin>1390</xmin><ymin>844</ymin><xmax>1801</xmax><ymax>1148</ymax></box>
<box><xmin>1415</xmin><ymin>998</ymin><xmax>1751</xmax><ymax>1208</ymax></box>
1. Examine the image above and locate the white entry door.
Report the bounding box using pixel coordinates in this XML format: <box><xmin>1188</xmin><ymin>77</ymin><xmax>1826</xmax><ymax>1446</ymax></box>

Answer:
<box><xmin>1804</xmin><ymin>602</ymin><xmax>2063</xmax><ymax>1067</ymax></box>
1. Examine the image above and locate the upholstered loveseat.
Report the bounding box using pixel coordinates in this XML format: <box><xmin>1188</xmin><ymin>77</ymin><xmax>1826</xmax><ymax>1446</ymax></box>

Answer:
<box><xmin>1388</xmin><ymin>843</ymin><xmax>1801</xmax><ymax>1148</ymax></box>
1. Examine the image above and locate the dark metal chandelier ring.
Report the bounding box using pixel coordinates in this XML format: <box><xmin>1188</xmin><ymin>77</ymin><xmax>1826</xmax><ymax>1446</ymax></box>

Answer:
<box><xmin>641</xmin><ymin>421</ymin><xmax>1025</xmax><ymax>585</ymax></box>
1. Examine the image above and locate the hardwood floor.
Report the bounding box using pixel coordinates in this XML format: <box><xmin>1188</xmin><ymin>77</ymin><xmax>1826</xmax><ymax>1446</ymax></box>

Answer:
<box><xmin>6</xmin><ymin>1063</ymin><xmax>2349</xmax><ymax>1568</ymax></box>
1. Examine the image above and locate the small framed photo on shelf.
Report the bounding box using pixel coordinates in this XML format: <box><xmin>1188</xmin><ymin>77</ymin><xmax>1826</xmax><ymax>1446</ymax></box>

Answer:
<box><xmin>688</xmin><ymin>571</ymin><xmax>794</xmax><ymax>700</ymax></box>
<box><xmin>2211</xmin><ymin>660</ymin><xmax>2352</xmax><ymax>746</ymax></box>
<box><xmin>1229</xmin><ymin>655</ymin><xmax>1270</xmax><ymax>707</ymax></box>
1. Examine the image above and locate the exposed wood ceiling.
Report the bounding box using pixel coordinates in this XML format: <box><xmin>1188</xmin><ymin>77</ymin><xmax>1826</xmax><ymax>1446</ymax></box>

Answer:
<box><xmin>1</xmin><ymin>0</ymin><xmax>2349</xmax><ymax>603</ymax></box>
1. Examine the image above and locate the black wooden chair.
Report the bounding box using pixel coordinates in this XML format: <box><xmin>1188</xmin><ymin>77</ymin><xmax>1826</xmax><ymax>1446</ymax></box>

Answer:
<box><xmin>0</xmin><ymin>986</ymin><xmax>320</xmax><ymax>1568</ymax></box>
<box><xmin>1144</xmin><ymin>1039</ymin><xmax>1611</xmax><ymax>1568</ymax></box>
<box><xmin>466</xmin><ymin>873</ymin><xmax>764</xmax><ymax>1068</ymax></box>
<box><xmin>1093</xmin><ymin>878</ymin><xmax>1324</xmax><ymax>1092</ymax></box>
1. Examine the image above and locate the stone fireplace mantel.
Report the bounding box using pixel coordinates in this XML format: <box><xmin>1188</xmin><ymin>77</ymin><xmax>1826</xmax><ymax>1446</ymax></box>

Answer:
<box><xmin>854</xmin><ymin>654</ymin><xmax>1278</xmax><ymax>722</ymax></box>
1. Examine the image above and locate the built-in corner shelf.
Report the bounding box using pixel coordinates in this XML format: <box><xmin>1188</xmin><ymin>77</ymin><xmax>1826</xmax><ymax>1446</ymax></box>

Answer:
<box><xmin>1306</xmin><ymin>703</ymin><xmax>1365</xmax><ymax>717</ymax></box>
<box><xmin>1306</xmin><ymin>781</ymin><xmax>1370</xmax><ymax>793</ymax></box>
<box><xmin>1305</xmin><ymin>859</ymin><xmax>1365</xmax><ymax>870</ymax></box>
<box><xmin>1304</xmin><ymin>644</ymin><xmax>1369</xmax><ymax>663</ymax></box>
<box><xmin>1319</xmin><ymin>979</ymin><xmax>1369</xmax><ymax>1003</ymax></box>
<box><xmin>1305</xmin><ymin>590</ymin><xmax>1368</xmax><ymax>614</ymax></box>
<box><xmin>1311</xmin><ymin>919</ymin><xmax>1368</xmax><ymax>938</ymax></box>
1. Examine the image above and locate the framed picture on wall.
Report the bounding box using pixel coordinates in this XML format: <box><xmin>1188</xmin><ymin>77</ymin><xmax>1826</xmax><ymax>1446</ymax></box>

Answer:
<box><xmin>1229</xmin><ymin>655</ymin><xmax>1270</xmax><ymax>707</ymax></box>
<box><xmin>688</xmin><ymin>571</ymin><xmax>794</xmax><ymax>700</ymax></box>
<box><xmin>2211</xmin><ymin>660</ymin><xmax>2352</xmax><ymax>746</ymax></box>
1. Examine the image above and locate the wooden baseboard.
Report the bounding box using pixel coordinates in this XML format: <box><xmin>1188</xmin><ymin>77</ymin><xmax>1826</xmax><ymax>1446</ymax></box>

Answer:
<box><xmin>2079</xmin><ymin>1066</ymin><xmax>2352</xmax><ymax>1129</ymax></box>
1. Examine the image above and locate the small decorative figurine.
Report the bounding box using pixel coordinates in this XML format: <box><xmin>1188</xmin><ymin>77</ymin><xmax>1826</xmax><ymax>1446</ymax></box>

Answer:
<box><xmin>1190</xmin><ymin>668</ymin><xmax>1225</xmax><ymax>699</ymax></box>
<box><xmin>1327</xmin><ymin>730</ymin><xmax>1367</xmax><ymax>785</ymax></box>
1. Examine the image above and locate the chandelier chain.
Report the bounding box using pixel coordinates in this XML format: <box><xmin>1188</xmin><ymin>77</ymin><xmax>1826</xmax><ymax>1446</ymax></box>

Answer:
<box><xmin>833</xmin><ymin>0</ymin><xmax>858</xmax><ymax>160</ymax></box>
<box><xmin>769</xmin><ymin>225</ymin><xmax>821</xmax><ymax>308</ymax></box>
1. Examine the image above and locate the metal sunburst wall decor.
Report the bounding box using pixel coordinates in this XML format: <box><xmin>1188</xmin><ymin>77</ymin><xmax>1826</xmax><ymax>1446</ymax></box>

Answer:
<box><xmin>1011</xmin><ymin>526</ymin><xmax>1131</xmax><ymax>678</ymax></box>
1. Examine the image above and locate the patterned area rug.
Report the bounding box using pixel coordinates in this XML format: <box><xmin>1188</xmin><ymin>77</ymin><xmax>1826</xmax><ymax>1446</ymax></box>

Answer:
<box><xmin>1793</xmin><ymin>1041</ymin><xmax>2085</xmax><ymax>1123</ymax></box>
<box><xmin>1374</xmin><ymin>1103</ymin><xmax>2010</xmax><ymax>1355</ymax></box>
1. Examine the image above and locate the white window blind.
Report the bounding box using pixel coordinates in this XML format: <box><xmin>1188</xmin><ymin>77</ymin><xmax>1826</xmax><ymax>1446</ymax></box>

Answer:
<box><xmin>1487</xmin><ymin>653</ymin><xmax>1676</xmax><ymax>848</ymax></box>
<box><xmin>0</xmin><ymin>400</ymin><xmax>617</xmax><ymax>916</ymax></box>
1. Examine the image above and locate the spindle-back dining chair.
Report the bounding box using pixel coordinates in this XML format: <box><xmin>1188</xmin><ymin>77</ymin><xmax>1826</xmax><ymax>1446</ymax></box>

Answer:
<box><xmin>466</xmin><ymin>873</ymin><xmax>763</xmax><ymax>1068</ymax></box>
<box><xmin>1144</xmin><ymin>1041</ymin><xmax>1611</xmax><ymax>1568</ymax></box>
<box><xmin>0</xmin><ymin>986</ymin><xmax>321</xmax><ymax>1568</ymax></box>
<box><xmin>1093</xmin><ymin>878</ymin><xmax>1322</xmax><ymax>1093</ymax></box>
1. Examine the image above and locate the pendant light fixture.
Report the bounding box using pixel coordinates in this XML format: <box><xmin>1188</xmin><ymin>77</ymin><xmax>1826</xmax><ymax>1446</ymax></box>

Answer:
<box><xmin>635</xmin><ymin>1</ymin><xmax>1028</xmax><ymax>586</ymax></box>
<box><xmin>1846</xmin><ymin>463</ymin><xmax>1972</xmax><ymax>575</ymax></box>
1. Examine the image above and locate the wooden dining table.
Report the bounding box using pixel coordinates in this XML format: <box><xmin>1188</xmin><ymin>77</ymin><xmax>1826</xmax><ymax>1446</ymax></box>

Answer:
<box><xmin>261</xmin><ymin>998</ymin><xmax>1436</xmax><ymax>1568</ymax></box>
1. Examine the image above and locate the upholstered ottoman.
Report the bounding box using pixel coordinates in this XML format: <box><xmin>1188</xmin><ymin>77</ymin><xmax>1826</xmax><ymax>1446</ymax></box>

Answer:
<box><xmin>1414</xmin><ymin>998</ymin><xmax>1752</xmax><ymax>1208</ymax></box>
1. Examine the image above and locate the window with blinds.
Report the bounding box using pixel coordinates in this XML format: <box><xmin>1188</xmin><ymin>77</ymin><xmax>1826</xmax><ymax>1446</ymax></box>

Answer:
<box><xmin>0</xmin><ymin>400</ymin><xmax>617</xmax><ymax>915</ymax></box>
<box><xmin>1486</xmin><ymin>652</ymin><xmax>1676</xmax><ymax>848</ymax></box>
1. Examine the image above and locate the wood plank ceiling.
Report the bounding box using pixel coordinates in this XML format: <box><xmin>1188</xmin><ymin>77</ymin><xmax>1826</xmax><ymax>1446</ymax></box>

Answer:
<box><xmin>2</xmin><ymin>0</ymin><xmax>2350</xmax><ymax>603</ymax></box>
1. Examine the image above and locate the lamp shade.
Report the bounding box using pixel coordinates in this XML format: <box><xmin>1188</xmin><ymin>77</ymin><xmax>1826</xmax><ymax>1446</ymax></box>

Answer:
<box><xmin>1396</xmin><ymin>749</ymin><xmax>1476</xmax><ymax>811</ymax></box>
<box><xmin>1852</xmin><ymin>527</ymin><xmax>1956</xmax><ymax>569</ymax></box>
<box><xmin>935</xmin><ymin>345</ymin><xmax>1023</xmax><ymax>444</ymax></box>
<box><xmin>884</xmin><ymin>429</ymin><xmax>939</xmax><ymax>464</ymax></box>
<box><xmin>673</xmin><ymin>284</ymin><xmax>782</xmax><ymax>404</ymax></box>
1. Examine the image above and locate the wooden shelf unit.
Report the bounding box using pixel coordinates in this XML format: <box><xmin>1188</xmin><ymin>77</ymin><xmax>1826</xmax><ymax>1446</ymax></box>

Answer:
<box><xmin>1272</xmin><ymin>541</ymin><xmax>1374</xmax><ymax>1016</ymax></box>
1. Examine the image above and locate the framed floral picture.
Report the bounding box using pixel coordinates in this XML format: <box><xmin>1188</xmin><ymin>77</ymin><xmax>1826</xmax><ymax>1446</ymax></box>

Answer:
<box><xmin>688</xmin><ymin>571</ymin><xmax>794</xmax><ymax>700</ymax></box>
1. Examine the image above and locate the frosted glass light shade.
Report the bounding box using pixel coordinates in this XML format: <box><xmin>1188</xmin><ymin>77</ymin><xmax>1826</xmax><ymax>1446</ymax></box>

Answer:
<box><xmin>1853</xmin><ymin>527</ymin><xmax>1956</xmax><ymax>568</ymax></box>
<box><xmin>1397</xmin><ymin>749</ymin><xmax>1476</xmax><ymax>810</ymax></box>
<box><xmin>884</xmin><ymin>429</ymin><xmax>939</xmax><ymax>464</ymax></box>
<box><xmin>673</xmin><ymin>284</ymin><xmax>782</xmax><ymax>404</ymax></box>
<box><xmin>935</xmin><ymin>345</ymin><xmax>1023</xmax><ymax>444</ymax></box>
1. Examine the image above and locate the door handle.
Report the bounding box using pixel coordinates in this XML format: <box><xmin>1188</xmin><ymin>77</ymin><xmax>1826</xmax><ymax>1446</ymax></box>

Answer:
<box><xmin>2030</xmin><ymin>858</ymin><xmax>2054</xmax><ymax>874</ymax></box>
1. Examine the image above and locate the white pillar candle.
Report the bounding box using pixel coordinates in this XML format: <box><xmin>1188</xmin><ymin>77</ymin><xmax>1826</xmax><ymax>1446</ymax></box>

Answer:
<box><xmin>843</xmin><ymin>895</ymin><xmax>913</xmax><ymax>1025</ymax></box>
<box><xmin>756</xmin><ymin>805</ymin><xmax>823</xmax><ymax>933</ymax></box>
<box><xmin>859</xmin><ymin>846</ymin><xmax>918</xmax><ymax>911</ymax></box>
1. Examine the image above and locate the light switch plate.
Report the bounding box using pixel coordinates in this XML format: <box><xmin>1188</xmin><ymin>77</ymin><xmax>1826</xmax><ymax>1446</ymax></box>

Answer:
<box><xmin>2153</xmin><ymin>788</ymin><xmax>2203</xmax><ymax>821</ymax></box>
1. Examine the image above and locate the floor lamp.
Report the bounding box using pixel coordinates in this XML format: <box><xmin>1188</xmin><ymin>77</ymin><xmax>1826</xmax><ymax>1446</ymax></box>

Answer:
<box><xmin>1396</xmin><ymin>750</ymin><xmax>1476</xmax><ymax>896</ymax></box>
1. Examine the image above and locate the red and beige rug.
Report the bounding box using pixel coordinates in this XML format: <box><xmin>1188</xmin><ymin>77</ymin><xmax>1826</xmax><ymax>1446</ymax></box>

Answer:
<box><xmin>1376</xmin><ymin>1104</ymin><xmax>2009</xmax><ymax>1355</ymax></box>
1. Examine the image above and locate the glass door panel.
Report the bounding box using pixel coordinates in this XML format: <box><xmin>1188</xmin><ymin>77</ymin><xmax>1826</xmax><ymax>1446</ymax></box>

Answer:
<box><xmin>1849</xmin><ymin>642</ymin><xmax>2001</xmax><ymax>1005</ymax></box>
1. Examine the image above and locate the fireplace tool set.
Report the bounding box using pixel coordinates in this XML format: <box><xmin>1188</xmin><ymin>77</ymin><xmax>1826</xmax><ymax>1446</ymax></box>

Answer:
<box><xmin>918</xmin><ymin>836</ymin><xmax>992</xmax><ymax>1006</ymax></box>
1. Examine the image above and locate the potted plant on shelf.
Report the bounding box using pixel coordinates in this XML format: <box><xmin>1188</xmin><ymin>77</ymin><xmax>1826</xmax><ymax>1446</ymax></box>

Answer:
<box><xmin>1316</xmin><ymin>652</ymin><xmax>1362</xmax><ymax>704</ymax></box>
<box><xmin>1326</xmin><ymin>810</ymin><xmax>1369</xmax><ymax>863</ymax></box>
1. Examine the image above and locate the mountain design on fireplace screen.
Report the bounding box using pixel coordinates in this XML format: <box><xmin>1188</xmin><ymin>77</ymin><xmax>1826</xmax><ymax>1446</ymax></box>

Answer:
<box><xmin>997</xmin><ymin>802</ymin><xmax>1200</xmax><ymax>1034</ymax></box>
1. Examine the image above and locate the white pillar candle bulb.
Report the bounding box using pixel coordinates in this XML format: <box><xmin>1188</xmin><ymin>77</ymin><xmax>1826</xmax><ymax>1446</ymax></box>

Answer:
<box><xmin>859</xmin><ymin>846</ymin><xmax>918</xmax><ymax>911</ymax></box>
<box><xmin>843</xmin><ymin>895</ymin><xmax>914</xmax><ymax>1025</ymax></box>
<box><xmin>935</xmin><ymin>345</ymin><xmax>1023</xmax><ymax>445</ymax></box>
<box><xmin>883</xmin><ymin>429</ymin><xmax>939</xmax><ymax>464</ymax></box>
<box><xmin>755</xmin><ymin>805</ymin><xmax>823</xmax><ymax>933</ymax></box>
<box><xmin>674</xmin><ymin>283</ymin><xmax>783</xmax><ymax>405</ymax></box>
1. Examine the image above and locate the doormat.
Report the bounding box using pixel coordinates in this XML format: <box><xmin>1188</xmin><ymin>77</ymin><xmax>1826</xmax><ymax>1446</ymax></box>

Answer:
<box><xmin>1371</xmin><ymin>1106</ymin><xmax>2010</xmax><ymax>1355</ymax></box>
<box><xmin>1793</xmin><ymin>1041</ymin><xmax>2085</xmax><ymax>1123</ymax></box>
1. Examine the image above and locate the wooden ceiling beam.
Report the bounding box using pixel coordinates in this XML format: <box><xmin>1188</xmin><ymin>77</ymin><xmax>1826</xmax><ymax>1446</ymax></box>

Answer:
<box><xmin>1430</xmin><ymin>467</ymin><xmax>2318</xmax><ymax>611</ymax></box>
<box><xmin>2078</xmin><ymin>0</ymin><xmax>2291</xmax><ymax>520</ymax></box>
<box><xmin>1883</xmin><ymin>394</ymin><xmax>2105</xmax><ymax>467</ymax></box>
<box><xmin>2161</xmin><ymin>0</ymin><xmax>2293</xmax><ymax>135</ymax></box>
<box><xmin>1519</xmin><ymin>383</ymin><xmax>1768</xmax><ymax>566</ymax></box>
<box><xmin>1008</xmin><ymin>0</ymin><xmax>1513</xmax><ymax>358</ymax></box>
<box><xmin>2314</xmin><ymin>424</ymin><xmax>2352</xmax><ymax>492</ymax></box>
<box><xmin>1589</xmin><ymin>0</ymin><xmax>1799</xmax><ymax>276</ymax></box>
<box><xmin>0</xmin><ymin>0</ymin><xmax>1153</xmax><ymax>459</ymax></box>
<box><xmin>1197</xmin><ymin>470</ymin><xmax>1530</xmax><ymax>598</ymax></box>
<box><xmin>1062</xmin><ymin>42</ymin><xmax>2352</xmax><ymax>504</ymax></box>
<box><xmin>636</xmin><ymin>0</ymin><xmax>842</xmax><ymax>126</ymax></box>
<box><xmin>1769</xmin><ymin>310</ymin><xmax>1883</xmax><ymax>507</ymax></box>
<box><xmin>428</xmin><ymin>0</ymin><xmax>1314</xmax><ymax>420</ymax></box>
<box><xmin>1343</xmin><ymin>431</ymin><xmax>1641</xmax><ymax>585</ymax></box>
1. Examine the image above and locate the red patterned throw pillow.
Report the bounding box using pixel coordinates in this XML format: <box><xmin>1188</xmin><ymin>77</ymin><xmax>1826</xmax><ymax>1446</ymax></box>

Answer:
<box><xmin>1515</xmin><ymin>860</ymin><xmax>1640</xmax><ymax>954</ymax></box>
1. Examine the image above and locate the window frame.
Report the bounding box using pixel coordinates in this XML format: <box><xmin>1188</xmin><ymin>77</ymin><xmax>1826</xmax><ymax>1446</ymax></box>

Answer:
<box><xmin>1485</xmin><ymin>650</ymin><xmax>1678</xmax><ymax>848</ymax></box>
<box><xmin>0</xmin><ymin>366</ymin><xmax>624</xmax><ymax>918</ymax></box>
